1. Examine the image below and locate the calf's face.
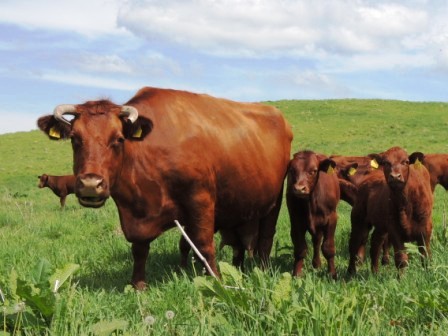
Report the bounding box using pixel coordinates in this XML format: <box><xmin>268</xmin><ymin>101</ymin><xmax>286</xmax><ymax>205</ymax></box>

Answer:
<box><xmin>38</xmin><ymin>174</ymin><xmax>48</xmax><ymax>188</ymax></box>
<box><xmin>288</xmin><ymin>151</ymin><xmax>335</xmax><ymax>198</ymax></box>
<box><xmin>372</xmin><ymin>147</ymin><xmax>424</xmax><ymax>190</ymax></box>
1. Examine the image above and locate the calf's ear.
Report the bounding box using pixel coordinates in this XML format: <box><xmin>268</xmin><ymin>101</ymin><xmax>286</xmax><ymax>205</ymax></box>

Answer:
<box><xmin>368</xmin><ymin>153</ymin><xmax>383</xmax><ymax>167</ymax></box>
<box><xmin>37</xmin><ymin>115</ymin><xmax>72</xmax><ymax>140</ymax></box>
<box><xmin>319</xmin><ymin>159</ymin><xmax>337</xmax><ymax>174</ymax></box>
<box><xmin>409</xmin><ymin>152</ymin><xmax>425</xmax><ymax>164</ymax></box>
<box><xmin>122</xmin><ymin>116</ymin><xmax>153</xmax><ymax>141</ymax></box>
<box><xmin>345</xmin><ymin>162</ymin><xmax>358</xmax><ymax>176</ymax></box>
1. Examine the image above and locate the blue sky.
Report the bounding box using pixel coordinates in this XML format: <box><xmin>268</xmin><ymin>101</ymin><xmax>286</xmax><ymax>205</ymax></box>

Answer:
<box><xmin>1</xmin><ymin>0</ymin><xmax>447</xmax><ymax>134</ymax></box>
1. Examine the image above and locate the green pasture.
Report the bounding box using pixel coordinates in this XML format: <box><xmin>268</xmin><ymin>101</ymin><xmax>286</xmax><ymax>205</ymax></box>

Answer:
<box><xmin>1</xmin><ymin>99</ymin><xmax>448</xmax><ymax>335</ymax></box>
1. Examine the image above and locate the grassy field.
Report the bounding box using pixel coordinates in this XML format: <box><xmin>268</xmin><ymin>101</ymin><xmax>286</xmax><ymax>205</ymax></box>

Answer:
<box><xmin>1</xmin><ymin>99</ymin><xmax>448</xmax><ymax>335</ymax></box>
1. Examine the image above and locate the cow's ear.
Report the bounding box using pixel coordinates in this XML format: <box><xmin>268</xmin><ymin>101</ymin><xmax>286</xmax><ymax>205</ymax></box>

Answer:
<box><xmin>319</xmin><ymin>158</ymin><xmax>336</xmax><ymax>175</ymax></box>
<box><xmin>122</xmin><ymin>116</ymin><xmax>153</xmax><ymax>141</ymax></box>
<box><xmin>37</xmin><ymin>115</ymin><xmax>72</xmax><ymax>140</ymax></box>
<box><xmin>409</xmin><ymin>151</ymin><xmax>425</xmax><ymax>164</ymax></box>
<box><xmin>344</xmin><ymin>162</ymin><xmax>358</xmax><ymax>176</ymax></box>
<box><xmin>368</xmin><ymin>153</ymin><xmax>383</xmax><ymax>167</ymax></box>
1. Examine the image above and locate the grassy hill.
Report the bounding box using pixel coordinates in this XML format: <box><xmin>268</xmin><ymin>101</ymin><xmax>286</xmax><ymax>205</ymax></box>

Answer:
<box><xmin>1</xmin><ymin>99</ymin><xmax>448</xmax><ymax>335</ymax></box>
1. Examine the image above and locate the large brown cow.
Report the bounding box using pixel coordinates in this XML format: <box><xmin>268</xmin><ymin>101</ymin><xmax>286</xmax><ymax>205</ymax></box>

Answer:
<box><xmin>347</xmin><ymin>147</ymin><xmax>433</xmax><ymax>274</ymax></box>
<box><xmin>38</xmin><ymin>174</ymin><xmax>76</xmax><ymax>207</ymax></box>
<box><xmin>286</xmin><ymin>150</ymin><xmax>340</xmax><ymax>279</ymax></box>
<box><xmin>37</xmin><ymin>87</ymin><xmax>293</xmax><ymax>289</ymax></box>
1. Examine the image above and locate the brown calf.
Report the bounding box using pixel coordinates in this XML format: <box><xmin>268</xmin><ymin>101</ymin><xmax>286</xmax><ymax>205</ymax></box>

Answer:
<box><xmin>330</xmin><ymin>155</ymin><xmax>380</xmax><ymax>206</ymax></box>
<box><xmin>331</xmin><ymin>154</ymin><xmax>390</xmax><ymax>264</ymax></box>
<box><xmin>347</xmin><ymin>147</ymin><xmax>433</xmax><ymax>274</ymax></box>
<box><xmin>38</xmin><ymin>174</ymin><xmax>76</xmax><ymax>207</ymax></box>
<box><xmin>417</xmin><ymin>153</ymin><xmax>448</xmax><ymax>192</ymax></box>
<box><xmin>287</xmin><ymin>150</ymin><xmax>340</xmax><ymax>279</ymax></box>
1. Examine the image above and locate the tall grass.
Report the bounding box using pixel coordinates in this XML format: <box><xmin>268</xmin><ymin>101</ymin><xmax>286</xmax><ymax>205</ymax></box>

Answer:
<box><xmin>1</xmin><ymin>99</ymin><xmax>448</xmax><ymax>335</ymax></box>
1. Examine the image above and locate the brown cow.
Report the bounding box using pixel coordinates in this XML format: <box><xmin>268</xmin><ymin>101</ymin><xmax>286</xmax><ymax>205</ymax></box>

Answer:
<box><xmin>37</xmin><ymin>87</ymin><xmax>293</xmax><ymax>289</ymax></box>
<box><xmin>330</xmin><ymin>155</ymin><xmax>380</xmax><ymax>206</ymax></box>
<box><xmin>331</xmin><ymin>154</ymin><xmax>390</xmax><ymax>264</ymax></box>
<box><xmin>286</xmin><ymin>150</ymin><xmax>340</xmax><ymax>279</ymax></box>
<box><xmin>416</xmin><ymin>153</ymin><xmax>448</xmax><ymax>192</ymax></box>
<box><xmin>38</xmin><ymin>174</ymin><xmax>76</xmax><ymax>207</ymax></box>
<box><xmin>347</xmin><ymin>147</ymin><xmax>433</xmax><ymax>274</ymax></box>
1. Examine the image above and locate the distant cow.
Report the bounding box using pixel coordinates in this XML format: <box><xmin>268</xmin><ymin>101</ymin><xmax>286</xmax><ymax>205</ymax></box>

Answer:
<box><xmin>347</xmin><ymin>147</ymin><xmax>433</xmax><ymax>274</ymax></box>
<box><xmin>286</xmin><ymin>150</ymin><xmax>340</xmax><ymax>279</ymax></box>
<box><xmin>417</xmin><ymin>153</ymin><xmax>448</xmax><ymax>192</ymax></box>
<box><xmin>37</xmin><ymin>87</ymin><xmax>293</xmax><ymax>289</ymax></box>
<box><xmin>38</xmin><ymin>174</ymin><xmax>76</xmax><ymax>207</ymax></box>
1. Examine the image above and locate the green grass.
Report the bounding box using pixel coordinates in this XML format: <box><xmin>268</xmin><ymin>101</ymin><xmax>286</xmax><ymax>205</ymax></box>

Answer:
<box><xmin>1</xmin><ymin>99</ymin><xmax>448</xmax><ymax>335</ymax></box>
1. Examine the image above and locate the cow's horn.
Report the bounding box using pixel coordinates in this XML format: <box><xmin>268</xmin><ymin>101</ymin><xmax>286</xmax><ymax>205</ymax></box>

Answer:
<box><xmin>120</xmin><ymin>106</ymin><xmax>139</xmax><ymax>123</ymax></box>
<box><xmin>53</xmin><ymin>104</ymin><xmax>77</xmax><ymax>126</ymax></box>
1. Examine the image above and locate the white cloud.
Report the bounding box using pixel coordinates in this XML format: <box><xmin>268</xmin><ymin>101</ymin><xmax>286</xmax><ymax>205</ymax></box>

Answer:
<box><xmin>323</xmin><ymin>52</ymin><xmax>433</xmax><ymax>74</ymax></box>
<box><xmin>0</xmin><ymin>0</ymin><xmax>125</xmax><ymax>37</ymax></box>
<box><xmin>75</xmin><ymin>53</ymin><xmax>134</xmax><ymax>74</ymax></box>
<box><xmin>40</xmin><ymin>72</ymin><xmax>140</xmax><ymax>91</ymax></box>
<box><xmin>117</xmin><ymin>0</ymin><xmax>433</xmax><ymax>57</ymax></box>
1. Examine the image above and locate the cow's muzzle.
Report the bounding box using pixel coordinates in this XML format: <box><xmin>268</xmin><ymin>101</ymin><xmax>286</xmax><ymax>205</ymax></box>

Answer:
<box><xmin>292</xmin><ymin>184</ymin><xmax>310</xmax><ymax>198</ymax></box>
<box><xmin>388</xmin><ymin>172</ymin><xmax>405</xmax><ymax>187</ymax></box>
<box><xmin>76</xmin><ymin>174</ymin><xmax>109</xmax><ymax>208</ymax></box>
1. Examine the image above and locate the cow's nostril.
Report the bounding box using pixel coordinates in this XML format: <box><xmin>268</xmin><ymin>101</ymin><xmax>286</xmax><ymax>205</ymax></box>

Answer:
<box><xmin>77</xmin><ymin>174</ymin><xmax>107</xmax><ymax>197</ymax></box>
<box><xmin>391</xmin><ymin>173</ymin><xmax>402</xmax><ymax>180</ymax></box>
<box><xmin>294</xmin><ymin>184</ymin><xmax>307</xmax><ymax>193</ymax></box>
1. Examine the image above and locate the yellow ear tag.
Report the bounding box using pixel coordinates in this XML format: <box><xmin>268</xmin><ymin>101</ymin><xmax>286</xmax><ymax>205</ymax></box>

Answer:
<box><xmin>132</xmin><ymin>126</ymin><xmax>143</xmax><ymax>138</ymax></box>
<box><xmin>370</xmin><ymin>159</ymin><xmax>379</xmax><ymax>169</ymax></box>
<box><xmin>49</xmin><ymin>126</ymin><xmax>61</xmax><ymax>139</ymax></box>
<box><xmin>348</xmin><ymin>167</ymin><xmax>357</xmax><ymax>176</ymax></box>
<box><xmin>414</xmin><ymin>158</ymin><xmax>423</xmax><ymax>169</ymax></box>
<box><xmin>327</xmin><ymin>165</ymin><xmax>335</xmax><ymax>175</ymax></box>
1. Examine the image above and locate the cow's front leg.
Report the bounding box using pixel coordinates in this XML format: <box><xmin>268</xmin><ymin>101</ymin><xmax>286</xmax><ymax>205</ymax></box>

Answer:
<box><xmin>188</xmin><ymin>191</ymin><xmax>219</xmax><ymax>277</ymax></box>
<box><xmin>131</xmin><ymin>240</ymin><xmax>150</xmax><ymax>290</ymax></box>
<box><xmin>179</xmin><ymin>236</ymin><xmax>191</xmax><ymax>268</ymax></box>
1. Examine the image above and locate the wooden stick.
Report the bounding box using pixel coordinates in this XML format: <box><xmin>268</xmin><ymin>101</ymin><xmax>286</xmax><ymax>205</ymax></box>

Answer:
<box><xmin>174</xmin><ymin>220</ymin><xmax>218</xmax><ymax>279</ymax></box>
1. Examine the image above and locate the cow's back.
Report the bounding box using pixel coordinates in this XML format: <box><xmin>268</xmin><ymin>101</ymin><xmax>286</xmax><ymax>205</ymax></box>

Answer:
<box><xmin>423</xmin><ymin>154</ymin><xmax>448</xmax><ymax>191</ymax></box>
<box><xmin>314</xmin><ymin>172</ymin><xmax>340</xmax><ymax>214</ymax></box>
<box><xmin>125</xmin><ymin>87</ymin><xmax>293</xmax><ymax>226</ymax></box>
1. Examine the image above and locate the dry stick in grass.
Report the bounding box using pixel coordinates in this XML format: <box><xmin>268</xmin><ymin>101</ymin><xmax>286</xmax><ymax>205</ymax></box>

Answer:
<box><xmin>174</xmin><ymin>220</ymin><xmax>246</xmax><ymax>290</ymax></box>
<box><xmin>174</xmin><ymin>220</ymin><xmax>218</xmax><ymax>279</ymax></box>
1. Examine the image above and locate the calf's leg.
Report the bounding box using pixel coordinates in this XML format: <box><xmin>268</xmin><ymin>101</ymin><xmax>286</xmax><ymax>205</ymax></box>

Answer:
<box><xmin>322</xmin><ymin>216</ymin><xmax>337</xmax><ymax>279</ymax></box>
<box><xmin>311</xmin><ymin>230</ymin><xmax>323</xmax><ymax>269</ymax></box>
<box><xmin>370</xmin><ymin>229</ymin><xmax>387</xmax><ymax>273</ymax></box>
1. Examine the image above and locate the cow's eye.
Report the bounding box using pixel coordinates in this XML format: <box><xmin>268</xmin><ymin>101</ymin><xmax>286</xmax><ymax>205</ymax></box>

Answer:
<box><xmin>309</xmin><ymin>169</ymin><xmax>317</xmax><ymax>176</ymax></box>
<box><xmin>402</xmin><ymin>160</ymin><xmax>409</xmax><ymax>165</ymax></box>
<box><xmin>111</xmin><ymin>136</ymin><xmax>125</xmax><ymax>148</ymax></box>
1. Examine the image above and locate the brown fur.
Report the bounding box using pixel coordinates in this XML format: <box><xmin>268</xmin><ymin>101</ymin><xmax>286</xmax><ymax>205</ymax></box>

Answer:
<box><xmin>37</xmin><ymin>87</ymin><xmax>293</xmax><ymax>289</ymax></box>
<box><xmin>286</xmin><ymin>151</ymin><xmax>340</xmax><ymax>279</ymax></box>
<box><xmin>417</xmin><ymin>153</ymin><xmax>448</xmax><ymax>191</ymax></box>
<box><xmin>38</xmin><ymin>174</ymin><xmax>76</xmax><ymax>207</ymax></box>
<box><xmin>330</xmin><ymin>155</ymin><xmax>380</xmax><ymax>205</ymax></box>
<box><xmin>347</xmin><ymin>147</ymin><xmax>433</xmax><ymax>274</ymax></box>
